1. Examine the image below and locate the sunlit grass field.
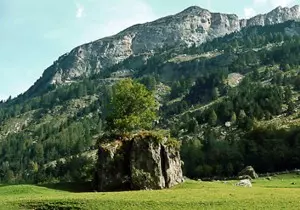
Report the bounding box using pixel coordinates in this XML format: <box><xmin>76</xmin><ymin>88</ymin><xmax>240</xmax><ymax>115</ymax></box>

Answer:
<box><xmin>1</xmin><ymin>173</ymin><xmax>300</xmax><ymax>210</ymax></box>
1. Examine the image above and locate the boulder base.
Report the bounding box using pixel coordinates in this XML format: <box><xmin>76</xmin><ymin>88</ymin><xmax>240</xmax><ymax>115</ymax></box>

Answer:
<box><xmin>94</xmin><ymin>131</ymin><xmax>184</xmax><ymax>192</ymax></box>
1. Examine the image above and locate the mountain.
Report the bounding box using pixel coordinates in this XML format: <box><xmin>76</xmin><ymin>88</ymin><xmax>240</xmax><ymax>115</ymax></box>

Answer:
<box><xmin>26</xmin><ymin>5</ymin><xmax>300</xmax><ymax>96</ymax></box>
<box><xmin>242</xmin><ymin>5</ymin><xmax>300</xmax><ymax>27</ymax></box>
<box><xmin>1</xmin><ymin>5</ymin><xmax>300</xmax><ymax>184</ymax></box>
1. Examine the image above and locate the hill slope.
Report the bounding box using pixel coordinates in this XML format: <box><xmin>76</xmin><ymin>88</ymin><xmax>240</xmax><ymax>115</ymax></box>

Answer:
<box><xmin>1</xmin><ymin>6</ymin><xmax>300</xmax><ymax>184</ymax></box>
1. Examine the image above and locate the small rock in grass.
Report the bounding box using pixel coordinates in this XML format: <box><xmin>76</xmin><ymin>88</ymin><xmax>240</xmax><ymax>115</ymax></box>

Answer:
<box><xmin>236</xmin><ymin>179</ymin><xmax>252</xmax><ymax>188</ymax></box>
<box><xmin>266</xmin><ymin>177</ymin><xmax>272</xmax><ymax>181</ymax></box>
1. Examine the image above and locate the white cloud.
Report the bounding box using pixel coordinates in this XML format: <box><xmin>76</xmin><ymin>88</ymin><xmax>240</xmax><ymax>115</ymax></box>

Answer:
<box><xmin>76</xmin><ymin>3</ymin><xmax>84</xmax><ymax>18</ymax></box>
<box><xmin>244</xmin><ymin>7</ymin><xmax>257</xmax><ymax>18</ymax></box>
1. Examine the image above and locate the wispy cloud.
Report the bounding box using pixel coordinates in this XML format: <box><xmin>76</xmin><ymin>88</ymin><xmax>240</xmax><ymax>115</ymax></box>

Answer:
<box><xmin>76</xmin><ymin>3</ymin><xmax>84</xmax><ymax>18</ymax></box>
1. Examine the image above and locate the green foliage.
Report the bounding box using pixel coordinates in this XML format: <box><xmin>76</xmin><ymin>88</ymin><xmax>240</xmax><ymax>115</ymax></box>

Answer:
<box><xmin>2</xmin><ymin>20</ymin><xmax>300</xmax><ymax>184</ymax></box>
<box><xmin>139</xmin><ymin>75</ymin><xmax>157</xmax><ymax>91</ymax></box>
<box><xmin>208</xmin><ymin>110</ymin><xmax>217</xmax><ymax>126</ymax></box>
<box><xmin>106</xmin><ymin>79</ymin><xmax>158</xmax><ymax>132</ymax></box>
<box><xmin>230</xmin><ymin>112</ymin><xmax>237</xmax><ymax>124</ymax></box>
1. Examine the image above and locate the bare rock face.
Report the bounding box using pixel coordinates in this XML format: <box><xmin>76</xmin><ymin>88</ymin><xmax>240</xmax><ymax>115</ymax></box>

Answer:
<box><xmin>246</xmin><ymin>6</ymin><xmax>300</xmax><ymax>27</ymax></box>
<box><xmin>130</xmin><ymin>136</ymin><xmax>166</xmax><ymax>190</ymax></box>
<box><xmin>163</xmin><ymin>144</ymin><xmax>184</xmax><ymax>187</ymax></box>
<box><xmin>94</xmin><ymin>140</ymin><xmax>132</xmax><ymax>191</ymax></box>
<box><xmin>28</xmin><ymin>5</ymin><xmax>300</xmax><ymax>92</ymax></box>
<box><xmin>94</xmin><ymin>131</ymin><xmax>183</xmax><ymax>192</ymax></box>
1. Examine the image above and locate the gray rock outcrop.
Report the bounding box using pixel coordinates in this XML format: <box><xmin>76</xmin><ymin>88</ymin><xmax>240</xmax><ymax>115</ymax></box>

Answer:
<box><xmin>238</xmin><ymin>166</ymin><xmax>259</xmax><ymax>179</ymax></box>
<box><xmin>245</xmin><ymin>5</ymin><xmax>300</xmax><ymax>27</ymax></box>
<box><xmin>94</xmin><ymin>131</ymin><xmax>183</xmax><ymax>192</ymax></box>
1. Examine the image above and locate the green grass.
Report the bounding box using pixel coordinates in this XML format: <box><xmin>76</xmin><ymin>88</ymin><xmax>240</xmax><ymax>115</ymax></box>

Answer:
<box><xmin>1</xmin><ymin>174</ymin><xmax>300</xmax><ymax>209</ymax></box>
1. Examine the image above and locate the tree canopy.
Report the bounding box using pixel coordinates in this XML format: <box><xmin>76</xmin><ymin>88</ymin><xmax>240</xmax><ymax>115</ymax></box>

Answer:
<box><xmin>106</xmin><ymin>79</ymin><xmax>158</xmax><ymax>132</ymax></box>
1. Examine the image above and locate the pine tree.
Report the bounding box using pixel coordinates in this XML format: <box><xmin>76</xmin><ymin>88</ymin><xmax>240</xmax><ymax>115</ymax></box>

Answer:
<box><xmin>208</xmin><ymin>110</ymin><xmax>218</xmax><ymax>126</ymax></box>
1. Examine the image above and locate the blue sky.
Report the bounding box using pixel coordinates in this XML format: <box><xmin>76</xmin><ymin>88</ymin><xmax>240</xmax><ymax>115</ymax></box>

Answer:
<box><xmin>0</xmin><ymin>0</ymin><xmax>297</xmax><ymax>100</ymax></box>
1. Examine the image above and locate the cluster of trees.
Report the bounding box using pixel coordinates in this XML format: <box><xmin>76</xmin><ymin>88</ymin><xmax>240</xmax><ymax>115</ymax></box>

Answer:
<box><xmin>0</xmin><ymin>79</ymin><xmax>104</xmax><ymax>123</ymax></box>
<box><xmin>181</xmin><ymin>126</ymin><xmax>300</xmax><ymax>178</ymax></box>
<box><xmin>185</xmin><ymin>71</ymin><xmax>226</xmax><ymax>104</ymax></box>
<box><xmin>0</xmin><ymin>79</ymin><xmax>158</xmax><ymax>184</ymax></box>
<box><xmin>0</xmin><ymin>114</ymin><xmax>101</xmax><ymax>183</ymax></box>
<box><xmin>0</xmin><ymin>78</ymin><xmax>111</xmax><ymax>183</ymax></box>
<box><xmin>207</xmin><ymin>80</ymin><xmax>290</xmax><ymax>127</ymax></box>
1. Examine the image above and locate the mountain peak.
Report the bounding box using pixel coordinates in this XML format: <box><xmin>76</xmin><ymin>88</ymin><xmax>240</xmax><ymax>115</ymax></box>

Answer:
<box><xmin>180</xmin><ymin>6</ymin><xmax>209</xmax><ymax>14</ymax></box>
<box><xmin>245</xmin><ymin>4</ymin><xmax>300</xmax><ymax>27</ymax></box>
<box><xmin>25</xmin><ymin>5</ymin><xmax>300</xmax><ymax>92</ymax></box>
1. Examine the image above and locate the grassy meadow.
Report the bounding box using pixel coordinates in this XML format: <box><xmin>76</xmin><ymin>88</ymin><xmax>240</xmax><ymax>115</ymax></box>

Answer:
<box><xmin>1</xmin><ymin>173</ymin><xmax>300</xmax><ymax>210</ymax></box>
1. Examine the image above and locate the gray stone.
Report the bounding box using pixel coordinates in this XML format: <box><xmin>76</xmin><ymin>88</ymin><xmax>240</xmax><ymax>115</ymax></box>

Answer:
<box><xmin>94</xmin><ymin>140</ymin><xmax>132</xmax><ymax>192</ymax></box>
<box><xmin>130</xmin><ymin>136</ymin><xmax>165</xmax><ymax>190</ymax></box>
<box><xmin>236</xmin><ymin>179</ymin><xmax>252</xmax><ymax>187</ymax></box>
<box><xmin>94</xmin><ymin>131</ymin><xmax>183</xmax><ymax>192</ymax></box>
<box><xmin>238</xmin><ymin>166</ymin><xmax>259</xmax><ymax>179</ymax></box>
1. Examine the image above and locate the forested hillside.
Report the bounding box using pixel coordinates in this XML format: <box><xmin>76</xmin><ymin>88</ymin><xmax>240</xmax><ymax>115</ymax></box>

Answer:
<box><xmin>1</xmin><ymin>20</ymin><xmax>300</xmax><ymax>184</ymax></box>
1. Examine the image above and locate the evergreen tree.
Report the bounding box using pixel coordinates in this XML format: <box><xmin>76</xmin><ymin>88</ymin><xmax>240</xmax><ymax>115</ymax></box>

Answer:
<box><xmin>208</xmin><ymin>110</ymin><xmax>218</xmax><ymax>126</ymax></box>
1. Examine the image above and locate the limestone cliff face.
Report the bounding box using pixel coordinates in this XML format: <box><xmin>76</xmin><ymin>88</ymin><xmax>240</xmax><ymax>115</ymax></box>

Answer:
<box><xmin>94</xmin><ymin>132</ymin><xmax>183</xmax><ymax>192</ymax></box>
<box><xmin>245</xmin><ymin>5</ymin><xmax>300</xmax><ymax>27</ymax></box>
<box><xmin>29</xmin><ymin>5</ymin><xmax>300</xmax><ymax>90</ymax></box>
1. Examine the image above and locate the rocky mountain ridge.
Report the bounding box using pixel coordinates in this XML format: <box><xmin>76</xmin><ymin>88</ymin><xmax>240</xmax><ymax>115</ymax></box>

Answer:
<box><xmin>27</xmin><ymin>5</ymin><xmax>300</xmax><ymax>93</ymax></box>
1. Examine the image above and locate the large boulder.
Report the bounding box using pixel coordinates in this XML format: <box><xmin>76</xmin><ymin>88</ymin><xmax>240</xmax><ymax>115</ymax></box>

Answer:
<box><xmin>130</xmin><ymin>135</ymin><xmax>166</xmax><ymax>190</ymax></box>
<box><xmin>163</xmin><ymin>144</ymin><xmax>184</xmax><ymax>187</ymax></box>
<box><xmin>238</xmin><ymin>166</ymin><xmax>258</xmax><ymax>179</ymax></box>
<box><xmin>94</xmin><ymin>140</ymin><xmax>132</xmax><ymax>191</ymax></box>
<box><xmin>94</xmin><ymin>131</ymin><xmax>183</xmax><ymax>192</ymax></box>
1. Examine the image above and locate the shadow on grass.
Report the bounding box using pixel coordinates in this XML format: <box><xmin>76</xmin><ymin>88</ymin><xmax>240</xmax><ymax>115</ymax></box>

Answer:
<box><xmin>39</xmin><ymin>181</ymin><xmax>94</xmax><ymax>193</ymax></box>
